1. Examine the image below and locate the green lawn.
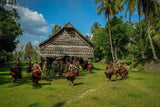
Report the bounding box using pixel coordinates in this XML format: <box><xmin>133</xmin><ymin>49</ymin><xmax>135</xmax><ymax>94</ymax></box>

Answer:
<box><xmin>0</xmin><ymin>62</ymin><xmax>160</xmax><ymax>107</ymax></box>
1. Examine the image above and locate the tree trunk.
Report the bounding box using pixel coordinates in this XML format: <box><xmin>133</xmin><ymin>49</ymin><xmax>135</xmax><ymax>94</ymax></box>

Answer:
<box><xmin>141</xmin><ymin>47</ymin><xmax>145</xmax><ymax>59</ymax></box>
<box><xmin>108</xmin><ymin>16</ymin><xmax>115</xmax><ymax>61</ymax></box>
<box><xmin>115</xmin><ymin>46</ymin><xmax>118</xmax><ymax>60</ymax></box>
<box><xmin>147</xmin><ymin>19</ymin><xmax>158</xmax><ymax>60</ymax></box>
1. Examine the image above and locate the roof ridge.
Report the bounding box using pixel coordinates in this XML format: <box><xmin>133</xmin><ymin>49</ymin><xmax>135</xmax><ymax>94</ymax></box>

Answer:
<box><xmin>63</xmin><ymin>22</ymin><xmax>74</xmax><ymax>28</ymax></box>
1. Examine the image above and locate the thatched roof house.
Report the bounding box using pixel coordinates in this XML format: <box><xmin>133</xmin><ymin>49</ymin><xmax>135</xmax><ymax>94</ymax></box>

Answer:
<box><xmin>39</xmin><ymin>23</ymin><xmax>94</xmax><ymax>61</ymax></box>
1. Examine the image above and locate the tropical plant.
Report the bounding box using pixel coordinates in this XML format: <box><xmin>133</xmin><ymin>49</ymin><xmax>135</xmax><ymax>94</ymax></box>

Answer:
<box><xmin>105</xmin><ymin>16</ymin><xmax>131</xmax><ymax>59</ymax></box>
<box><xmin>132</xmin><ymin>21</ymin><xmax>148</xmax><ymax>59</ymax></box>
<box><xmin>90</xmin><ymin>22</ymin><xmax>101</xmax><ymax>34</ymax></box>
<box><xmin>123</xmin><ymin>0</ymin><xmax>160</xmax><ymax>60</ymax></box>
<box><xmin>95</xmin><ymin>0</ymin><xmax>120</xmax><ymax>61</ymax></box>
<box><xmin>92</xmin><ymin>28</ymin><xmax>111</xmax><ymax>61</ymax></box>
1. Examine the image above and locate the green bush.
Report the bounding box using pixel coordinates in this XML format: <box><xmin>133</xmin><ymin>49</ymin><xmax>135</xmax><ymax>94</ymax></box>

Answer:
<box><xmin>125</xmin><ymin>60</ymin><xmax>132</xmax><ymax>65</ymax></box>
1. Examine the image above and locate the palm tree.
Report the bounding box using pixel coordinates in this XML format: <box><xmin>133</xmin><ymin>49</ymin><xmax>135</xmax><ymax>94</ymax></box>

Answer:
<box><xmin>95</xmin><ymin>0</ymin><xmax>119</xmax><ymax>61</ymax></box>
<box><xmin>151</xmin><ymin>14</ymin><xmax>160</xmax><ymax>46</ymax></box>
<box><xmin>134</xmin><ymin>21</ymin><xmax>148</xmax><ymax>59</ymax></box>
<box><xmin>124</xmin><ymin>0</ymin><xmax>159</xmax><ymax>60</ymax></box>
<box><xmin>90</xmin><ymin>22</ymin><xmax>101</xmax><ymax>34</ymax></box>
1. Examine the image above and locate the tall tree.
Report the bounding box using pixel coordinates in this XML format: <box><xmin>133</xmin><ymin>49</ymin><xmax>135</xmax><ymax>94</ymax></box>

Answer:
<box><xmin>132</xmin><ymin>21</ymin><xmax>148</xmax><ymax>59</ymax></box>
<box><xmin>106</xmin><ymin>16</ymin><xmax>131</xmax><ymax>59</ymax></box>
<box><xmin>90</xmin><ymin>22</ymin><xmax>101</xmax><ymax>34</ymax></box>
<box><xmin>92</xmin><ymin>28</ymin><xmax>111</xmax><ymax>60</ymax></box>
<box><xmin>0</xmin><ymin>0</ymin><xmax>22</xmax><ymax>52</ymax></box>
<box><xmin>95</xmin><ymin>0</ymin><xmax>119</xmax><ymax>61</ymax></box>
<box><xmin>124</xmin><ymin>0</ymin><xmax>160</xmax><ymax>60</ymax></box>
<box><xmin>151</xmin><ymin>14</ymin><xmax>160</xmax><ymax>45</ymax></box>
<box><xmin>25</xmin><ymin>42</ymin><xmax>33</xmax><ymax>60</ymax></box>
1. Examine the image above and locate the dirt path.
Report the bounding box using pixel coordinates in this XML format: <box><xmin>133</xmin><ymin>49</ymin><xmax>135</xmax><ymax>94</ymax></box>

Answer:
<box><xmin>64</xmin><ymin>88</ymin><xmax>97</xmax><ymax>106</ymax></box>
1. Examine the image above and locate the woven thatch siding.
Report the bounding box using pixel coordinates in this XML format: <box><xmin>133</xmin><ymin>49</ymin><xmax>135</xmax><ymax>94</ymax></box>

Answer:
<box><xmin>39</xmin><ymin>23</ymin><xmax>94</xmax><ymax>59</ymax></box>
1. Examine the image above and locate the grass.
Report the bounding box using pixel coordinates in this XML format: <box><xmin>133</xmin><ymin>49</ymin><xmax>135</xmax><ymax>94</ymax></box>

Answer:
<box><xmin>0</xmin><ymin>62</ymin><xmax>160</xmax><ymax>107</ymax></box>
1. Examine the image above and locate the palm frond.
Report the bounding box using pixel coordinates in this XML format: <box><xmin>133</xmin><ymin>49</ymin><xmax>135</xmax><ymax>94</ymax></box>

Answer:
<box><xmin>125</xmin><ymin>0</ymin><xmax>136</xmax><ymax>22</ymax></box>
<box><xmin>95</xmin><ymin>0</ymin><xmax>103</xmax><ymax>5</ymax></box>
<box><xmin>137</xmin><ymin>0</ymin><xmax>142</xmax><ymax>22</ymax></box>
<box><xmin>97</xmin><ymin>6</ymin><xmax>104</xmax><ymax>16</ymax></box>
<box><xmin>95</xmin><ymin>0</ymin><xmax>119</xmax><ymax>19</ymax></box>
<box><xmin>95</xmin><ymin>4</ymin><xmax>103</xmax><ymax>12</ymax></box>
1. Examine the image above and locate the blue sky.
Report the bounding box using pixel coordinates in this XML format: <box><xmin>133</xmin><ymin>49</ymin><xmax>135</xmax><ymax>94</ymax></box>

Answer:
<box><xmin>16</xmin><ymin>0</ymin><xmax>141</xmax><ymax>46</ymax></box>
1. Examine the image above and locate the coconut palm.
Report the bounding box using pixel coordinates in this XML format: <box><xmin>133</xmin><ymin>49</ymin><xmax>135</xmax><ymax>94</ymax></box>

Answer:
<box><xmin>90</xmin><ymin>22</ymin><xmax>101</xmax><ymax>34</ymax></box>
<box><xmin>124</xmin><ymin>0</ymin><xmax>160</xmax><ymax>60</ymax></box>
<box><xmin>134</xmin><ymin>21</ymin><xmax>148</xmax><ymax>59</ymax></box>
<box><xmin>95</xmin><ymin>0</ymin><xmax>120</xmax><ymax>61</ymax></box>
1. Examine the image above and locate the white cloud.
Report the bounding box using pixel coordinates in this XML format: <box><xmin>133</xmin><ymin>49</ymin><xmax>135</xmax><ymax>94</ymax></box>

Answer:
<box><xmin>32</xmin><ymin>40</ymin><xmax>39</xmax><ymax>46</ymax></box>
<box><xmin>16</xmin><ymin>5</ymin><xmax>49</xmax><ymax>35</ymax></box>
<box><xmin>5</xmin><ymin>4</ymin><xmax>50</xmax><ymax>45</ymax></box>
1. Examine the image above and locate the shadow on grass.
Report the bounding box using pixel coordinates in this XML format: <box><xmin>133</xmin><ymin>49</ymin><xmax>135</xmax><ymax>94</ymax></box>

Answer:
<box><xmin>74</xmin><ymin>82</ymin><xmax>84</xmax><ymax>86</ymax></box>
<box><xmin>52</xmin><ymin>101</ymin><xmax>66</xmax><ymax>107</ymax></box>
<box><xmin>89</xmin><ymin>72</ymin><xmax>96</xmax><ymax>74</ymax></box>
<box><xmin>128</xmin><ymin>93</ymin><xmax>142</xmax><ymax>98</ymax></box>
<box><xmin>110</xmin><ymin>79</ymin><xmax>117</xmax><ymax>82</ymax></box>
<box><xmin>0</xmin><ymin>76</ymin><xmax>11</xmax><ymax>85</ymax></box>
<box><xmin>33</xmin><ymin>82</ymin><xmax>51</xmax><ymax>89</ymax></box>
<box><xmin>41</xmin><ymin>77</ymin><xmax>53</xmax><ymax>82</ymax></box>
<box><xmin>0</xmin><ymin>75</ymin><xmax>32</xmax><ymax>87</ymax></box>
<box><xmin>0</xmin><ymin>67</ymin><xmax>9</xmax><ymax>72</ymax></box>
<box><xmin>26</xmin><ymin>102</ymin><xmax>41</xmax><ymax>107</ymax></box>
<box><xmin>53</xmin><ymin>76</ymin><xmax>66</xmax><ymax>80</ymax></box>
<box><xmin>0</xmin><ymin>72</ymin><xmax>10</xmax><ymax>76</ymax></box>
<box><xmin>41</xmin><ymin>75</ymin><xmax>66</xmax><ymax>82</ymax></box>
<box><xmin>91</xmin><ymin>97</ymin><xmax>100</xmax><ymax>101</ymax></box>
<box><xmin>8</xmin><ymin>77</ymin><xmax>31</xmax><ymax>87</ymax></box>
<box><xmin>33</xmin><ymin>84</ymin><xmax>42</xmax><ymax>89</ymax></box>
<box><xmin>110</xmin><ymin>76</ymin><xmax>130</xmax><ymax>82</ymax></box>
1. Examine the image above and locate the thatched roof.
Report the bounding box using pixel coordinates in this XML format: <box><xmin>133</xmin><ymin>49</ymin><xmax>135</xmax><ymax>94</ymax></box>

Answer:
<box><xmin>39</xmin><ymin>23</ymin><xmax>94</xmax><ymax>47</ymax></box>
<box><xmin>39</xmin><ymin>22</ymin><xmax>94</xmax><ymax>59</ymax></box>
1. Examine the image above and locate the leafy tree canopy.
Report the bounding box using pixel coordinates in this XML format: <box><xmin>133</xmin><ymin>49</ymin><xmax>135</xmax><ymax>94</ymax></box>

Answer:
<box><xmin>0</xmin><ymin>0</ymin><xmax>22</xmax><ymax>52</ymax></box>
<box><xmin>48</xmin><ymin>24</ymin><xmax>62</xmax><ymax>37</ymax></box>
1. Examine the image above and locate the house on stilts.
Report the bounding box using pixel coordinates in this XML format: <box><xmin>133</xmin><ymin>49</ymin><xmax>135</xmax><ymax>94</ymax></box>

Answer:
<box><xmin>39</xmin><ymin>22</ymin><xmax>94</xmax><ymax>64</ymax></box>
